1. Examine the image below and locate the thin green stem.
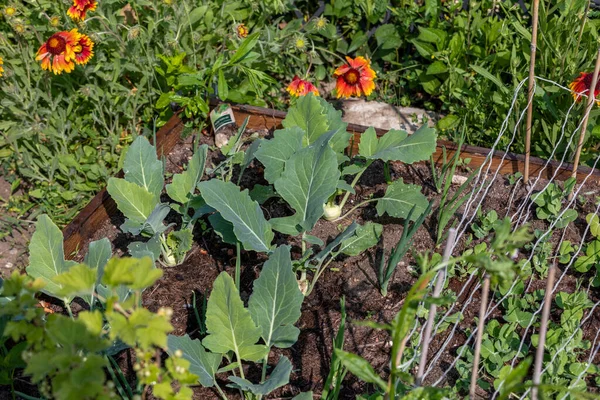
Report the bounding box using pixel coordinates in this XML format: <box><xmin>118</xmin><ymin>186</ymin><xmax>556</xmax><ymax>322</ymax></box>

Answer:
<box><xmin>334</xmin><ymin>198</ymin><xmax>379</xmax><ymax>222</ymax></box>
<box><xmin>214</xmin><ymin>382</ymin><xmax>229</xmax><ymax>400</ymax></box>
<box><xmin>65</xmin><ymin>301</ymin><xmax>74</xmax><ymax>319</ymax></box>
<box><xmin>338</xmin><ymin>164</ymin><xmax>370</xmax><ymax>211</ymax></box>
<box><xmin>260</xmin><ymin>357</ymin><xmax>268</xmax><ymax>382</ymax></box>
<box><xmin>383</xmin><ymin>161</ymin><xmax>392</xmax><ymax>184</ymax></box>
<box><xmin>306</xmin><ymin>257</ymin><xmax>335</xmax><ymax>297</ymax></box>
<box><xmin>235</xmin><ymin>242</ymin><xmax>241</xmax><ymax>291</ymax></box>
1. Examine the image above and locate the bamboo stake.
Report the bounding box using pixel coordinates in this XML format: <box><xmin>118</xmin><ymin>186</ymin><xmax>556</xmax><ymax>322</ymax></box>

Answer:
<box><xmin>416</xmin><ymin>228</ymin><xmax>457</xmax><ymax>386</ymax></box>
<box><xmin>469</xmin><ymin>274</ymin><xmax>491</xmax><ymax>399</ymax></box>
<box><xmin>531</xmin><ymin>262</ymin><xmax>557</xmax><ymax>400</ymax></box>
<box><xmin>570</xmin><ymin>48</ymin><xmax>600</xmax><ymax>191</ymax></box>
<box><xmin>524</xmin><ymin>0</ymin><xmax>541</xmax><ymax>184</ymax></box>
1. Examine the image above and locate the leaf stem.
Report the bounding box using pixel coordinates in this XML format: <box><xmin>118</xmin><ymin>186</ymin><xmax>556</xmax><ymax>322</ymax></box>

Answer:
<box><xmin>334</xmin><ymin>198</ymin><xmax>380</xmax><ymax>222</ymax></box>
<box><xmin>235</xmin><ymin>242</ymin><xmax>241</xmax><ymax>292</ymax></box>
<box><xmin>214</xmin><ymin>381</ymin><xmax>229</xmax><ymax>400</ymax></box>
<box><xmin>306</xmin><ymin>257</ymin><xmax>335</xmax><ymax>296</ymax></box>
<box><xmin>337</xmin><ymin>165</ymin><xmax>369</xmax><ymax>211</ymax></box>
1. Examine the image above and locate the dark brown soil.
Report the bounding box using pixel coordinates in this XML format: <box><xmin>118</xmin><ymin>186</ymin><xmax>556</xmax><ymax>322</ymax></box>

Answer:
<box><xmin>3</xmin><ymin>126</ymin><xmax>600</xmax><ymax>400</ymax></box>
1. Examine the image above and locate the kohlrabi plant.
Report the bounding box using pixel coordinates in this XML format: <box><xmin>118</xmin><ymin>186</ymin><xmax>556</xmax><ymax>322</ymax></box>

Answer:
<box><xmin>165</xmin><ymin>245</ymin><xmax>313</xmax><ymax>400</ymax></box>
<box><xmin>254</xmin><ymin>93</ymin><xmax>437</xmax><ymax>225</ymax></box>
<box><xmin>195</xmin><ymin>94</ymin><xmax>432</xmax><ymax>294</ymax></box>
<box><xmin>107</xmin><ymin>135</ymin><xmax>209</xmax><ymax>267</ymax></box>
<box><xmin>6</xmin><ymin>214</ymin><xmax>197</xmax><ymax>399</ymax></box>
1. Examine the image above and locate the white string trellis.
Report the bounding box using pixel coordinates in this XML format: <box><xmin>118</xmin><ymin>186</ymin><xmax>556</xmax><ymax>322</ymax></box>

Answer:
<box><xmin>410</xmin><ymin>75</ymin><xmax>600</xmax><ymax>395</ymax></box>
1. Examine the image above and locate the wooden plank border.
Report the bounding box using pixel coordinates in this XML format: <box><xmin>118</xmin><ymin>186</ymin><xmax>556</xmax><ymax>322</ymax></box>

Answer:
<box><xmin>62</xmin><ymin>103</ymin><xmax>600</xmax><ymax>257</ymax></box>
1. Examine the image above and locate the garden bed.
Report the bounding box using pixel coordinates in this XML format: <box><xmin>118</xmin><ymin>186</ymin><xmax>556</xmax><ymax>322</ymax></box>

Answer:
<box><xmin>51</xmin><ymin>103</ymin><xmax>600</xmax><ymax>399</ymax></box>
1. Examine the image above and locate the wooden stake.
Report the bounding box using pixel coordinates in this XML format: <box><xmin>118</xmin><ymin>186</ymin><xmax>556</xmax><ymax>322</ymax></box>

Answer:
<box><xmin>571</xmin><ymin>48</ymin><xmax>600</xmax><ymax>186</ymax></box>
<box><xmin>531</xmin><ymin>262</ymin><xmax>557</xmax><ymax>400</ymax></box>
<box><xmin>469</xmin><ymin>274</ymin><xmax>491</xmax><ymax>399</ymax></box>
<box><xmin>416</xmin><ymin>228</ymin><xmax>457</xmax><ymax>386</ymax></box>
<box><xmin>524</xmin><ymin>0</ymin><xmax>541</xmax><ymax>184</ymax></box>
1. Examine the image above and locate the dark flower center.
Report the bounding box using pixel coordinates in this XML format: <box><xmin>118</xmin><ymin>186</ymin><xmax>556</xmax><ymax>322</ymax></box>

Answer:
<box><xmin>344</xmin><ymin>69</ymin><xmax>360</xmax><ymax>85</ymax></box>
<box><xmin>47</xmin><ymin>34</ymin><xmax>66</xmax><ymax>55</ymax></box>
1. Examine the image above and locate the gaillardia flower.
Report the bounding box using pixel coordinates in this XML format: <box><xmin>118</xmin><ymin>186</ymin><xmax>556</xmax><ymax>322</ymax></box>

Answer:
<box><xmin>333</xmin><ymin>56</ymin><xmax>376</xmax><ymax>99</ymax></box>
<box><xmin>74</xmin><ymin>32</ymin><xmax>94</xmax><ymax>65</ymax></box>
<box><xmin>236</xmin><ymin>23</ymin><xmax>249</xmax><ymax>38</ymax></box>
<box><xmin>570</xmin><ymin>72</ymin><xmax>600</xmax><ymax>105</ymax></box>
<box><xmin>36</xmin><ymin>29</ymin><xmax>93</xmax><ymax>74</ymax></box>
<box><xmin>3</xmin><ymin>6</ymin><xmax>17</xmax><ymax>17</ymax></box>
<box><xmin>67</xmin><ymin>0</ymin><xmax>97</xmax><ymax>21</ymax></box>
<box><xmin>286</xmin><ymin>76</ymin><xmax>319</xmax><ymax>97</ymax></box>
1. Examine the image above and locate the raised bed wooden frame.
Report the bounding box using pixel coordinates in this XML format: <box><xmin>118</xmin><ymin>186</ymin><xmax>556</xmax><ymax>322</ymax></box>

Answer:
<box><xmin>61</xmin><ymin>103</ymin><xmax>600</xmax><ymax>258</ymax></box>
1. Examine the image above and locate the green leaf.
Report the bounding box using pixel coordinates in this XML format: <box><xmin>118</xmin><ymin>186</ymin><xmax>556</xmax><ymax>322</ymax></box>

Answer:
<box><xmin>334</xmin><ymin>349</ymin><xmax>387</xmax><ymax>390</ymax></box>
<box><xmin>255</xmin><ymin>127</ymin><xmax>304</xmax><ymax>184</ymax></box>
<box><xmin>249</xmin><ymin>184</ymin><xmax>277</xmax><ymax>204</ymax></box>
<box><xmin>123</xmin><ymin>136</ymin><xmax>164</xmax><ymax>199</ymax></box>
<box><xmin>376</xmin><ymin>179</ymin><xmax>429</xmax><ymax>221</ymax></box>
<box><xmin>282</xmin><ymin>93</ymin><xmax>330</xmax><ymax>146</ymax></box>
<box><xmin>52</xmin><ymin>264</ymin><xmax>97</xmax><ymax>299</ymax></box>
<box><xmin>208</xmin><ymin>213</ymin><xmax>238</xmax><ymax>245</ymax></box>
<box><xmin>167</xmin><ymin>334</ymin><xmax>222</xmax><ymax>387</ymax></box>
<box><xmin>316</xmin><ymin>97</ymin><xmax>352</xmax><ymax>153</ymax></box>
<box><xmin>338</xmin><ymin>222</ymin><xmax>383</xmax><ymax>256</ymax></box>
<box><xmin>228</xmin><ymin>356</ymin><xmax>292</xmax><ymax>395</ymax></box>
<box><xmin>26</xmin><ymin>215</ymin><xmax>77</xmax><ymax>298</ymax></box>
<box><xmin>199</xmin><ymin>180</ymin><xmax>273</xmax><ymax>252</ymax></box>
<box><xmin>470</xmin><ymin>64</ymin><xmax>509</xmax><ymax>94</ymax></box>
<box><xmin>128</xmin><ymin>234</ymin><xmax>162</xmax><ymax>261</ymax></box>
<box><xmin>203</xmin><ymin>272</ymin><xmax>268</xmax><ymax>362</ymax></box>
<box><xmin>229</xmin><ymin>32</ymin><xmax>260</xmax><ymax>64</ymax></box>
<box><xmin>107</xmin><ymin>178</ymin><xmax>157</xmax><ymax>225</ymax></box>
<box><xmin>83</xmin><ymin>238</ymin><xmax>112</xmax><ymax>305</ymax></box>
<box><xmin>358</xmin><ymin>127</ymin><xmax>379</xmax><ymax>157</ymax></box>
<box><xmin>249</xmin><ymin>246</ymin><xmax>303</xmax><ymax>348</ymax></box>
<box><xmin>218</xmin><ymin>70</ymin><xmax>229</xmax><ymax>100</ymax></box>
<box><xmin>166</xmin><ymin>145</ymin><xmax>208</xmax><ymax>204</ymax></box>
<box><xmin>426</xmin><ymin>61</ymin><xmax>448</xmax><ymax>75</ymax></box>
<box><xmin>101</xmin><ymin>257</ymin><xmax>162</xmax><ymax>291</ymax></box>
<box><xmin>368</xmin><ymin>126</ymin><xmax>437</xmax><ymax>164</ymax></box>
<box><xmin>314</xmin><ymin>222</ymin><xmax>359</xmax><ymax>263</ymax></box>
<box><xmin>275</xmin><ymin>132</ymin><xmax>341</xmax><ymax>231</ymax></box>
<box><xmin>587</xmin><ymin>213</ymin><xmax>600</xmax><ymax>238</ymax></box>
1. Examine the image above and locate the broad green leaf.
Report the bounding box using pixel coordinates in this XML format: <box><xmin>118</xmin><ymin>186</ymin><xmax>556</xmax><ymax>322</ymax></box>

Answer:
<box><xmin>218</xmin><ymin>69</ymin><xmax>229</xmax><ymax>100</ymax></box>
<box><xmin>249</xmin><ymin>184</ymin><xmax>277</xmax><ymax>204</ymax></box>
<box><xmin>376</xmin><ymin>179</ymin><xmax>429</xmax><ymax>221</ymax></box>
<box><xmin>334</xmin><ymin>349</ymin><xmax>387</xmax><ymax>390</ymax></box>
<box><xmin>208</xmin><ymin>213</ymin><xmax>237</xmax><ymax>245</ymax></box>
<box><xmin>53</xmin><ymin>264</ymin><xmax>97</xmax><ymax>299</ymax></box>
<box><xmin>228</xmin><ymin>356</ymin><xmax>292</xmax><ymax>395</ymax></box>
<box><xmin>166</xmin><ymin>145</ymin><xmax>208</xmax><ymax>204</ymax></box>
<box><xmin>338</xmin><ymin>222</ymin><xmax>383</xmax><ymax>256</ymax></box>
<box><xmin>101</xmin><ymin>257</ymin><xmax>162</xmax><ymax>291</ymax></box>
<box><xmin>199</xmin><ymin>180</ymin><xmax>273</xmax><ymax>252</ymax></box>
<box><xmin>167</xmin><ymin>334</ymin><xmax>222</xmax><ymax>387</ymax></box>
<box><xmin>282</xmin><ymin>93</ymin><xmax>329</xmax><ymax>146</ymax></box>
<box><xmin>368</xmin><ymin>126</ymin><xmax>437</xmax><ymax>164</ymax></box>
<box><xmin>358</xmin><ymin>127</ymin><xmax>379</xmax><ymax>157</ymax></box>
<box><xmin>249</xmin><ymin>246</ymin><xmax>303</xmax><ymax>348</ymax></box>
<box><xmin>269</xmin><ymin>215</ymin><xmax>303</xmax><ymax>236</ymax></box>
<box><xmin>203</xmin><ymin>272</ymin><xmax>268</xmax><ymax>362</ymax></box>
<box><xmin>317</xmin><ymin>96</ymin><xmax>352</xmax><ymax>153</ymax></box>
<box><xmin>255</xmin><ymin>127</ymin><xmax>304</xmax><ymax>184</ymax></box>
<box><xmin>85</xmin><ymin>238</ymin><xmax>112</xmax><ymax>285</ymax></box>
<box><xmin>107</xmin><ymin>178</ymin><xmax>157</xmax><ymax>224</ymax></box>
<box><xmin>122</xmin><ymin>203</ymin><xmax>170</xmax><ymax>236</ymax></box>
<box><xmin>128</xmin><ymin>234</ymin><xmax>162</xmax><ymax>261</ymax></box>
<box><xmin>275</xmin><ymin>132</ymin><xmax>341</xmax><ymax>231</ymax></box>
<box><xmin>123</xmin><ymin>136</ymin><xmax>164</xmax><ymax>198</ymax></box>
<box><xmin>26</xmin><ymin>214</ymin><xmax>77</xmax><ymax>298</ymax></box>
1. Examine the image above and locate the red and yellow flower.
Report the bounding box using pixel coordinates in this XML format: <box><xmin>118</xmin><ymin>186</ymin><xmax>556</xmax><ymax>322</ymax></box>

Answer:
<box><xmin>74</xmin><ymin>32</ymin><xmax>94</xmax><ymax>65</ymax></box>
<box><xmin>286</xmin><ymin>75</ymin><xmax>319</xmax><ymax>97</ymax></box>
<box><xmin>570</xmin><ymin>72</ymin><xmax>600</xmax><ymax>105</ymax></box>
<box><xmin>236</xmin><ymin>23</ymin><xmax>249</xmax><ymax>38</ymax></box>
<box><xmin>0</xmin><ymin>57</ymin><xmax>4</xmax><ymax>77</ymax></box>
<box><xmin>36</xmin><ymin>29</ymin><xmax>94</xmax><ymax>75</ymax></box>
<box><xmin>67</xmin><ymin>0</ymin><xmax>97</xmax><ymax>21</ymax></box>
<box><xmin>333</xmin><ymin>56</ymin><xmax>376</xmax><ymax>99</ymax></box>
